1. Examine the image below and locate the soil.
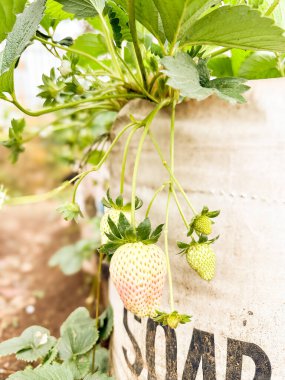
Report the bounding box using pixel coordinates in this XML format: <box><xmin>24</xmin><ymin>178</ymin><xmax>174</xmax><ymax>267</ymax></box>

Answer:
<box><xmin>0</xmin><ymin>202</ymin><xmax>90</xmax><ymax>379</ymax></box>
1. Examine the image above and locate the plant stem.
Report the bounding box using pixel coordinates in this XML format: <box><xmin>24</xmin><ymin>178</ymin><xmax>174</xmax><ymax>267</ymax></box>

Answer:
<box><xmin>72</xmin><ymin>122</ymin><xmax>135</xmax><ymax>203</ymax></box>
<box><xmin>149</xmin><ymin>130</ymin><xmax>197</xmax><ymax>215</ymax></box>
<box><xmin>145</xmin><ymin>182</ymin><xmax>168</xmax><ymax>217</ymax></box>
<box><xmin>128</xmin><ymin>0</ymin><xmax>148</xmax><ymax>89</ymax></box>
<box><xmin>210</xmin><ymin>47</ymin><xmax>230</xmax><ymax>58</ymax></box>
<box><xmin>148</xmin><ymin>72</ymin><xmax>163</xmax><ymax>94</ymax></box>
<box><xmin>265</xmin><ymin>0</ymin><xmax>280</xmax><ymax>16</ymax></box>
<box><xmin>98</xmin><ymin>13</ymin><xmax>124</xmax><ymax>79</ymax></box>
<box><xmin>23</xmin><ymin>106</ymin><xmax>112</xmax><ymax>142</ymax></box>
<box><xmin>171</xmin><ymin>187</ymin><xmax>189</xmax><ymax>228</ymax></box>
<box><xmin>91</xmin><ymin>251</ymin><xmax>104</xmax><ymax>373</ymax></box>
<box><xmin>130</xmin><ymin>101</ymin><xmax>169</xmax><ymax>227</ymax></box>
<box><xmin>168</xmin><ymin>101</ymin><xmax>189</xmax><ymax>228</ymax></box>
<box><xmin>11</xmin><ymin>93</ymin><xmax>143</xmax><ymax>117</ymax></box>
<box><xmin>115</xmin><ymin>52</ymin><xmax>158</xmax><ymax>103</ymax></box>
<box><xmin>165</xmin><ymin>188</ymin><xmax>174</xmax><ymax>311</ymax></box>
<box><xmin>7</xmin><ymin>123</ymin><xmax>133</xmax><ymax>206</ymax></box>
<box><xmin>170</xmin><ymin>101</ymin><xmax>176</xmax><ymax>173</ymax></box>
<box><xmin>34</xmin><ymin>35</ymin><xmax>113</xmax><ymax>74</ymax></box>
<box><xmin>6</xmin><ymin>181</ymin><xmax>71</xmax><ymax>205</ymax></box>
<box><xmin>120</xmin><ymin>124</ymin><xmax>140</xmax><ymax>195</ymax></box>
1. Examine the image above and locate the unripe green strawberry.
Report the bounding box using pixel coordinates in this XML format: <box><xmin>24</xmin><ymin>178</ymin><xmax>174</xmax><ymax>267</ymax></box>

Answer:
<box><xmin>100</xmin><ymin>209</ymin><xmax>130</xmax><ymax>244</ymax></box>
<box><xmin>110</xmin><ymin>242</ymin><xmax>167</xmax><ymax>317</ymax></box>
<box><xmin>167</xmin><ymin>314</ymin><xmax>180</xmax><ymax>329</ymax></box>
<box><xmin>193</xmin><ymin>215</ymin><xmax>212</xmax><ymax>235</ymax></box>
<box><xmin>186</xmin><ymin>243</ymin><xmax>216</xmax><ymax>281</ymax></box>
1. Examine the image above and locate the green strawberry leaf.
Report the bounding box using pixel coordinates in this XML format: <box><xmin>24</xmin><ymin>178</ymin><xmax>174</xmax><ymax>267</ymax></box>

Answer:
<box><xmin>42</xmin><ymin>345</ymin><xmax>59</xmax><ymax>365</ymax></box>
<box><xmin>0</xmin><ymin>53</ymin><xmax>15</xmax><ymax>95</ymax></box>
<box><xmin>0</xmin><ymin>0</ymin><xmax>27</xmax><ymax>43</ymax></box>
<box><xmin>162</xmin><ymin>52</ymin><xmax>249</xmax><ymax>104</ymax></box>
<box><xmin>84</xmin><ymin>373</ymin><xmax>114</xmax><ymax>380</ymax></box>
<box><xmin>98</xmin><ymin>307</ymin><xmax>114</xmax><ymax>341</ymax></box>
<box><xmin>107</xmin><ymin>0</ymin><xmax>132</xmax><ymax>48</ymax></box>
<box><xmin>64</xmin><ymin>354</ymin><xmax>91</xmax><ymax>379</ymax></box>
<box><xmin>207</xmin><ymin>56</ymin><xmax>234</xmax><ymax>78</ymax></box>
<box><xmin>0</xmin><ymin>0</ymin><xmax>46</xmax><ymax>77</ymax></box>
<box><xmin>114</xmin><ymin>0</ymin><xmax>166</xmax><ymax>44</ymax></box>
<box><xmin>44</xmin><ymin>0</ymin><xmax>74</xmax><ymax>21</ymax></box>
<box><xmin>210</xmin><ymin>77</ymin><xmax>250</xmax><ymax>104</ymax></box>
<box><xmin>49</xmin><ymin>239</ymin><xmax>100</xmax><ymax>275</ymax></box>
<box><xmin>7</xmin><ymin>364</ymin><xmax>73</xmax><ymax>380</ymax></box>
<box><xmin>93</xmin><ymin>346</ymin><xmax>110</xmax><ymax>373</ymax></box>
<box><xmin>58</xmin><ymin>307</ymin><xmax>98</xmax><ymax>360</ymax></box>
<box><xmin>68</xmin><ymin>33</ymin><xmax>109</xmax><ymax>70</ymax></box>
<box><xmin>0</xmin><ymin>326</ymin><xmax>56</xmax><ymax>362</ymax></box>
<box><xmin>238</xmin><ymin>52</ymin><xmax>281</xmax><ymax>79</ymax></box>
<box><xmin>182</xmin><ymin>5</ymin><xmax>285</xmax><ymax>52</ymax></box>
<box><xmin>54</xmin><ymin>0</ymin><xmax>98</xmax><ymax>17</ymax></box>
<box><xmin>152</xmin><ymin>0</ymin><xmax>219</xmax><ymax>43</ymax></box>
<box><xmin>162</xmin><ymin>53</ymin><xmax>213</xmax><ymax>101</ymax></box>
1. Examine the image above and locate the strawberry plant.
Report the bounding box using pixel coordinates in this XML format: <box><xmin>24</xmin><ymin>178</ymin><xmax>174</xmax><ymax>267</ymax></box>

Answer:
<box><xmin>0</xmin><ymin>307</ymin><xmax>114</xmax><ymax>379</ymax></box>
<box><xmin>0</xmin><ymin>0</ymin><xmax>285</xmax><ymax>378</ymax></box>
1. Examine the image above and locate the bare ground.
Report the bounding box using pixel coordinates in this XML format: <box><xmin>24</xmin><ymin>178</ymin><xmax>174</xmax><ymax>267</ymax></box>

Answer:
<box><xmin>0</xmin><ymin>202</ymin><xmax>90</xmax><ymax>379</ymax></box>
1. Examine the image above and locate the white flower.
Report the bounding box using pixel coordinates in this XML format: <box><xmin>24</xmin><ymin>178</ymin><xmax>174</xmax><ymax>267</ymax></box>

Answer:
<box><xmin>59</xmin><ymin>60</ymin><xmax>72</xmax><ymax>77</ymax></box>
<box><xmin>0</xmin><ymin>185</ymin><xmax>7</xmax><ymax>209</ymax></box>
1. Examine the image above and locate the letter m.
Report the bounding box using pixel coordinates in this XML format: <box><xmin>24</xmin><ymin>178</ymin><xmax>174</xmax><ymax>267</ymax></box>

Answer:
<box><xmin>182</xmin><ymin>328</ymin><xmax>216</xmax><ymax>380</ymax></box>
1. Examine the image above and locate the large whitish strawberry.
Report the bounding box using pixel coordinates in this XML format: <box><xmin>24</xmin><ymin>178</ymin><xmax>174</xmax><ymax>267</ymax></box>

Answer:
<box><xmin>100</xmin><ymin>190</ymin><xmax>142</xmax><ymax>245</ymax></box>
<box><xmin>101</xmin><ymin>214</ymin><xmax>166</xmax><ymax>318</ymax></box>
<box><xmin>110</xmin><ymin>242</ymin><xmax>166</xmax><ymax>317</ymax></box>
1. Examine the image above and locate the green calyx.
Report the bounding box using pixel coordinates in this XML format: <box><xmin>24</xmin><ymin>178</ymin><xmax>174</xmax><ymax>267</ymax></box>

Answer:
<box><xmin>153</xmin><ymin>310</ymin><xmax>192</xmax><ymax>329</ymax></box>
<box><xmin>57</xmin><ymin>202</ymin><xmax>83</xmax><ymax>222</ymax></box>
<box><xmin>177</xmin><ymin>234</ymin><xmax>219</xmax><ymax>255</ymax></box>
<box><xmin>100</xmin><ymin>213</ymin><xmax>164</xmax><ymax>257</ymax></box>
<box><xmin>188</xmin><ymin>206</ymin><xmax>220</xmax><ymax>236</ymax></box>
<box><xmin>102</xmin><ymin>189</ymin><xmax>143</xmax><ymax>212</ymax></box>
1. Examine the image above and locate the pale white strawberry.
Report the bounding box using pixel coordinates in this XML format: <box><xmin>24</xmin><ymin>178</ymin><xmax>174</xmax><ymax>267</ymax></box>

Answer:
<box><xmin>110</xmin><ymin>242</ymin><xmax>167</xmax><ymax>317</ymax></box>
<box><xmin>100</xmin><ymin>209</ymin><xmax>130</xmax><ymax>244</ymax></box>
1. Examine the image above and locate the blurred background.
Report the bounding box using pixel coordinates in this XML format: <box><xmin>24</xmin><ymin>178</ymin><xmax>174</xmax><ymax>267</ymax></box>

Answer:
<box><xmin>0</xmin><ymin>19</ymin><xmax>99</xmax><ymax>378</ymax></box>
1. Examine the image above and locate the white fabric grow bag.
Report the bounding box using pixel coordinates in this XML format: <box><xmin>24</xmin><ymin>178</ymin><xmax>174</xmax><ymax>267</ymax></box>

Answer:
<box><xmin>109</xmin><ymin>78</ymin><xmax>285</xmax><ymax>380</ymax></box>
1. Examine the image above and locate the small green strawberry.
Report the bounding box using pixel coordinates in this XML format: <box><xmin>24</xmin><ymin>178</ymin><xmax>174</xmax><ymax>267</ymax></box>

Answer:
<box><xmin>177</xmin><ymin>234</ymin><xmax>219</xmax><ymax>281</ymax></box>
<box><xmin>187</xmin><ymin>243</ymin><xmax>216</xmax><ymax>281</ymax></box>
<box><xmin>189</xmin><ymin>206</ymin><xmax>220</xmax><ymax>236</ymax></box>
<box><xmin>101</xmin><ymin>213</ymin><xmax>166</xmax><ymax>317</ymax></box>
<box><xmin>192</xmin><ymin>214</ymin><xmax>212</xmax><ymax>235</ymax></box>
<box><xmin>100</xmin><ymin>190</ymin><xmax>142</xmax><ymax>245</ymax></box>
